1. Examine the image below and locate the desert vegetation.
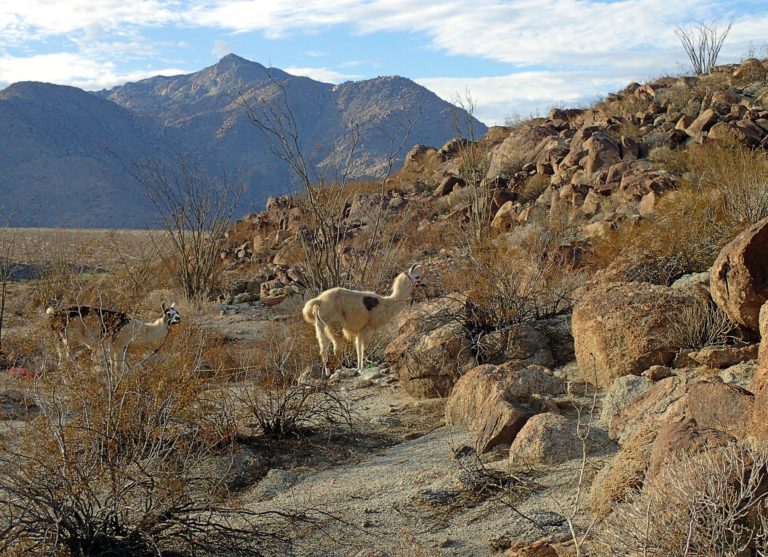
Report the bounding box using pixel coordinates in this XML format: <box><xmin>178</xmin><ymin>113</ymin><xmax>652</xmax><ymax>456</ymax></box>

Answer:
<box><xmin>2</xmin><ymin>54</ymin><xmax>768</xmax><ymax>556</ymax></box>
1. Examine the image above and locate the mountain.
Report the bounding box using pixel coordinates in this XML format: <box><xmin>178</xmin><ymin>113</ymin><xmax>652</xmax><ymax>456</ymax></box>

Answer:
<box><xmin>0</xmin><ymin>54</ymin><xmax>485</xmax><ymax>227</ymax></box>
<box><xmin>0</xmin><ymin>82</ymin><xmax>166</xmax><ymax>227</ymax></box>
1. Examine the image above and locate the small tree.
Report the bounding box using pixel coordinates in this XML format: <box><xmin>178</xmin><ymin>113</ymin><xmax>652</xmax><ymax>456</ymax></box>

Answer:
<box><xmin>451</xmin><ymin>90</ymin><xmax>493</xmax><ymax>242</ymax></box>
<box><xmin>675</xmin><ymin>21</ymin><xmax>733</xmax><ymax>75</ymax></box>
<box><xmin>240</xmin><ymin>75</ymin><xmax>415</xmax><ymax>292</ymax></box>
<box><xmin>134</xmin><ymin>156</ymin><xmax>241</xmax><ymax>300</ymax></box>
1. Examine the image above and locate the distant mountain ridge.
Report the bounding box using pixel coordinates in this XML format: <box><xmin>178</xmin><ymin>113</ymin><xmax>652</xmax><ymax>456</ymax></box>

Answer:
<box><xmin>0</xmin><ymin>54</ymin><xmax>486</xmax><ymax>227</ymax></box>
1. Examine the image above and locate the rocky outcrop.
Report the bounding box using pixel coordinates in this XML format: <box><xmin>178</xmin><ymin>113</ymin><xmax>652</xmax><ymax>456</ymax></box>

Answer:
<box><xmin>572</xmin><ymin>282</ymin><xmax>702</xmax><ymax>387</ymax></box>
<box><xmin>647</xmin><ymin>419</ymin><xmax>734</xmax><ymax>482</ymax></box>
<box><xmin>445</xmin><ymin>363</ymin><xmax>565</xmax><ymax>453</ymax></box>
<box><xmin>445</xmin><ymin>365</ymin><xmax>533</xmax><ymax>453</ymax></box>
<box><xmin>710</xmin><ymin>217</ymin><xmax>768</xmax><ymax>331</ymax></box>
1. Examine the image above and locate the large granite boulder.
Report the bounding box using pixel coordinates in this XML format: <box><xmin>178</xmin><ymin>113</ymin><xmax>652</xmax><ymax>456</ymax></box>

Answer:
<box><xmin>710</xmin><ymin>217</ymin><xmax>768</xmax><ymax>331</ymax></box>
<box><xmin>572</xmin><ymin>282</ymin><xmax>702</xmax><ymax>387</ymax></box>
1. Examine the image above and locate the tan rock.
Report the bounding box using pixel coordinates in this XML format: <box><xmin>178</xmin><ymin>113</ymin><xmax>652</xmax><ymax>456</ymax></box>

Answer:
<box><xmin>583</xmin><ymin>133</ymin><xmax>621</xmax><ymax>175</ymax></box>
<box><xmin>733</xmin><ymin>58</ymin><xmax>767</xmax><ymax>83</ymax></box>
<box><xmin>685</xmin><ymin>108</ymin><xmax>718</xmax><ymax>136</ymax></box>
<box><xmin>572</xmin><ymin>282</ymin><xmax>702</xmax><ymax>387</ymax></box>
<box><xmin>683</xmin><ymin>381</ymin><xmax>754</xmax><ymax>440</ymax></box>
<box><xmin>710</xmin><ymin>216</ymin><xmax>768</xmax><ymax>331</ymax></box>
<box><xmin>445</xmin><ymin>365</ymin><xmax>532</xmax><ymax>453</ymax></box>
<box><xmin>687</xmin><ymin>344</ymin><xmax>759</xmax><ymax>369</ymax></box>
<box><xmin>491</xmin><ymin>200</ymin><xmax>521</xmax><ymax>231</ymax></box>
<box><xmin>647</xmin><ymin>419</ymin><xmax>734</xmax><ymax>482</ymax></box>
<box><xmin>385</xmin><ymin>301</ymin><xmax>469</xmax><ymax>399</ymax></box>
<box><xmin>749</xmin><ymin>302</ymin><xmax>768</xmax><ymax>448</ymax></box>
<box><xmin>509</xmin><ymin>413</ymin><xmax>581</xmax><ymax>465</ymax></box>
<box><xmin>507</xmin><ymin>540</ymin><xmax>559</xmax><ymax>557</ymax></box>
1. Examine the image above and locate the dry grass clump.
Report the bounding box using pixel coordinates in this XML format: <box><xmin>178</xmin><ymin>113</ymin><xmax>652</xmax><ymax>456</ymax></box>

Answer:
<box><xmin>597</xmin><ymin>444</ymin><xmax>768</xmax><ymax>556</ymax></box>
<box><xmin>442</xmin><ymin>228</ymin><xmax>585</xmax><ymax>360</ymax></box>
<box><xmin>666</xmin><ymin>300</ymin><xmax>738</xmax><ymax>351</ymax></box>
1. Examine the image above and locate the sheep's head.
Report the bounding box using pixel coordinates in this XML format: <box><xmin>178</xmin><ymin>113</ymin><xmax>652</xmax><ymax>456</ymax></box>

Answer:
<box><xmin>161</xmin><ymin>302</ymin><xmax>182</xmax><ymax>326</ymax></box>
<box><xmin>407</xmin><ymin>264</ymin><xmax>425</xmax><ymax>288</ymax></box>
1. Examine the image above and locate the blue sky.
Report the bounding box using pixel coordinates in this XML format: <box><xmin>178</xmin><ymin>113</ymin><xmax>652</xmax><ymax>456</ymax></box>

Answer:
<box><xmin>1</xmin><ymin>1</ymin><xmax>767</xmax><ymax>125</ymax></box>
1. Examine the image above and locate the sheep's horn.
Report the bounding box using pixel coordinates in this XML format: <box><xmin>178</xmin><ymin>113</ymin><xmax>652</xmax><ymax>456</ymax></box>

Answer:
<box><xmin>408</xmin><ymin>264</ymin><xmax>420</xmax><ymax>274</ymax></box>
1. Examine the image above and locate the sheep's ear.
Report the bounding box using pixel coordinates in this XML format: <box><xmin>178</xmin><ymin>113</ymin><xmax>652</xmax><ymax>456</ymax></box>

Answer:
<box><xmin>162</xmin><ymin>302</ymin><xmax>166</xmax><ymax>311</ymax></box>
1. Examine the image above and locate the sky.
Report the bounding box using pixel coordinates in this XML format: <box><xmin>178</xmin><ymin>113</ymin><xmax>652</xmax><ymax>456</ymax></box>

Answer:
<box><xmin>1</xmin><ymin>1</ymin><xmax>767</xmax><ymax>125</ymax></box>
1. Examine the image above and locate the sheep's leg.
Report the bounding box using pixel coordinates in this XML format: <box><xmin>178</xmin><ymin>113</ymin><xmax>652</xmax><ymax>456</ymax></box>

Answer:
<box><xmin>354</xmin><ymin>335</ymin><xmax>365</xmax><ymax>372</ymax></box>
<box><xmin>314</xmin><ymin>321</ymin><xmax>331</xmax><ymax>379</ymax></box>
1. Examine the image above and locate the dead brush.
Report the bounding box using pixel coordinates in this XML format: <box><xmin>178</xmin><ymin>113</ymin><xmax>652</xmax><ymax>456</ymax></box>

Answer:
<box><xmin>596</xmin><ymin>443</ymin><xmax>768</xmax><ymax>556</ymax></box>
<box><xmin>443</xmin><ymin>236</ymin><xmax>585</xmax><ymax>362</ymax></box>
<box><xmin>0</xmin><ymin>326</ymin><xmax>309</xmax><ymax>557</ymax></box>
<box><xmin>237</xmin><ymin>320</ymin><xmax>354</xmax><ymax>439</ymax></box>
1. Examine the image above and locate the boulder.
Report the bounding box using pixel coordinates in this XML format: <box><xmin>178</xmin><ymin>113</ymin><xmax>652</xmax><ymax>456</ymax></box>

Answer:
<box><xmin>733</xmin><ymin>58</ymin><xmax>767</xmax><ymax>83</ymax></box>
<box><xmin>600</xmin><ymin>375</ymin><xmax>652</xmax><ymax>423</ymax></box>
<box><xmin>647</xmin><ymin>419</ymin><xmax>734</xmax><ymax>482</ymax></box>
<box><xmin>572</xmin><ymin>282</ymin><xmax>702</xmax><ymax>387</ymax></box>
<box><xmin>491</xmin><ymin>201</ymin><xmax>521</xmax><ymax>231</ymax></box>
<box><xmin>710</xmin><ymin>217</ymin><xmax>768</xmax><ymax>331</ymax></box>
<box><xmin>609</xmin><ymin>374</ymin><xmax>696</xmax><ymax>444</ymax></box>
<box><xmin>749</xmin><ymin>302</ymin><xmax>768</xmax><ymax>448</ymax></box>
<box><xmin>509</xmin><ymin>413</ymin><xmax>582</xmax><ymax>465</ymax></box>
<box><xmin>486</xmin><ymin>124</ymin><xmax>558</xmax><ymax>180</ymax></box>
<box><xmin>685</xmin><ymin>108</ymin><xmax>718</xmax><ymax>137</ymax></box>
<box><xmin>686</xmin><ymin>344</ymin><xmax>759</xmax><ymax>369</ymax></box>
<box><xmin>445</xmin><ymin>365</ymin><xmax>532</xmax><ymax>453</ymax></box>
<box><xmin>582</xmin><ymin>132</ymin><xmax>622</xmax><ymax>176</ymax></box>
<box><xmin>682</xmin><ymin>381</ymin><xmax>754</xmax><ymax>440</ymax></box>
<box><xmin>476</xmin><ymin>322</ymin><xmax>554</xmax><ymax>368</ymax></box>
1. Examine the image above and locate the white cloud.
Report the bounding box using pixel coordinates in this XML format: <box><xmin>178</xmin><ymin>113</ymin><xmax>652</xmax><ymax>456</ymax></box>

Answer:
<box><xmin>0</xmin><ymin>52</ymin><xmax>188</xmax><ymax>90</ymax></box>
<box><xmin>212</xmin><ymin>40</ymin><xmax>232</xmax><ymax>57</ymax></box>
<box><xmin>283</xmin><ymin>65</ymin><xmax>359</xmax><ymax>83</ymax></box>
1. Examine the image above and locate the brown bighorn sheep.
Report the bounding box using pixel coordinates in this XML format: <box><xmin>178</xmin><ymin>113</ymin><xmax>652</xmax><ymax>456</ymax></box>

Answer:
<box><xmin>302</xmin><ymin>265</ymin><xmax>424</xmax><ymax>378</ymax></box>
<box><xmin>46</xmin><ymin>303</ymin><xmax>181</xmax><ymax>370</ymax></box>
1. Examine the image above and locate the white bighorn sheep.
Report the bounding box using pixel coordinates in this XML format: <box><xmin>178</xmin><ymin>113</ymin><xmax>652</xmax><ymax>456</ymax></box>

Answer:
<box><xmin>46</xmin><ymin>303</ymin><xmax>181</xmax><ymax>370</ymax></box>
<box><xmin>302</xmin><ymin>265</ymin><xmax>424</xmax><ymax>378</ymax></box>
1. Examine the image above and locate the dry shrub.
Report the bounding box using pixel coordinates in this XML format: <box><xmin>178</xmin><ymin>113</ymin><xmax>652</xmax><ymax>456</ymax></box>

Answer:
<box><xmin>597</xmin><ymin>443</ymin><xmax>768</xmax><ymax>556</ymax></box>
<box><xmin>666</xmin><ymin>300</ymin><xmax>738</xmax><ymax>350</ymax></box>
<box><xmin>0</xmin><ymin>335</ymin><xmax>300</xmax><ymax>557</ymax></box>
<box><xmin>593</xmin><ymin>141</ymin><xmax>768</xmax><ymax>284</ymax></box>
<box><xmin>591</xmin><ymin>186</ymin><xmax>733</xmax><ymax>284</ymax></box>
<box><xmin>443</xmin><ymin>227</ymin><xmax>585</xmax><ymax>360</ymax></box>
<box><xmin>688</xmin><ymin>140</ymin><xmax>768</xmax><ymax>225</ymax></box>
<box><xmin>237</xmin><ymin>320</ymin><xmax>354</xmax><ymax>438</ymax></box>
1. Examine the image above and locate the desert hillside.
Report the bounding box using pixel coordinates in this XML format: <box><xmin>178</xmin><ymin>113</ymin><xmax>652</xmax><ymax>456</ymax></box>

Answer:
<box><xmin>1</xmin><ymin>57</ymin><xmax>768</xmax><ymax>556</ymax></box>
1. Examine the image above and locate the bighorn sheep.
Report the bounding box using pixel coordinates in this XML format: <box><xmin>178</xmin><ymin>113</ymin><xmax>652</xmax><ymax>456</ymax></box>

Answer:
<box><xmin>46</xmin><ymin>303</ymin><xmax>182</xmax><ymax>370</ymax></box>
<box><xmin>302</xmin><ymin>265</ymin><xmax>424</xmax><ymax>378</ymax></box>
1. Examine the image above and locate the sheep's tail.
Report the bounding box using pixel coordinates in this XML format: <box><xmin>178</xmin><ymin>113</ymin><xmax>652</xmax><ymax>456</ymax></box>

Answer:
<box><xmin>302</xmin><ymin>298</ymin><xmax>321</xmax><ymax>324</ymax></box>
